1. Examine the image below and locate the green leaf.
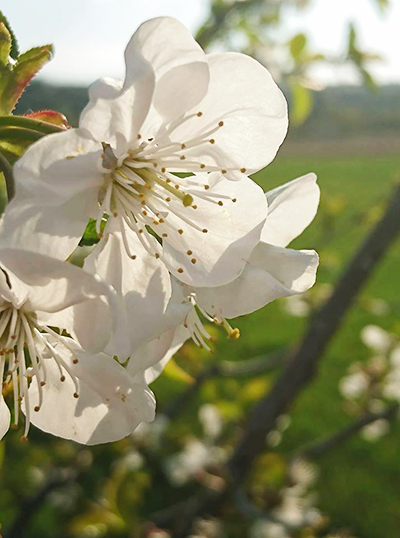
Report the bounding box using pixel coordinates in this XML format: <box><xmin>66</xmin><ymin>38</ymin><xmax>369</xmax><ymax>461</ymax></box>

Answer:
<box><xmin>0</xmin><ymin>10</ymin><xmax>19</xmax><ymax>59</ymax></box>
<box><xmin>0</xmin><ymin>22</ymin><xmax>11</xmax><ymax>65</ymax></box>
<box><xmin>0</xmin><ymin>115</ymin><xmax>66</xmax><ymax>135</ymax></box>
<box><xmin>290</xmin><ymin>81</ymin><xmax>313</xmax><ymax>126</ymax></box>
<box><xmin>79</xmin><ymin>218</ymin><xmax>103</xmax><ymax>247</ymax></box>
<box><xmin>0</xmin><ymin>127</ymin><xmax>43</xmax><ymax>163</ymax></box>
<box><xmin>0</xmin><ymin>44</ymin><xmax>53</xmax><ymax>114</ymax></box>
<box><xmin>289</xmin><ymin>33</ymin><xmax>307</xmax><ymax>60</ymax></box>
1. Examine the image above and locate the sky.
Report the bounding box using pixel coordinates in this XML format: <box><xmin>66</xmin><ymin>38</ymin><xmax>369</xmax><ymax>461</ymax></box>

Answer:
<box><xmin>4</xmin><ymin>0</ymin><xmax>400</xmax><ymax>86</ymax></box>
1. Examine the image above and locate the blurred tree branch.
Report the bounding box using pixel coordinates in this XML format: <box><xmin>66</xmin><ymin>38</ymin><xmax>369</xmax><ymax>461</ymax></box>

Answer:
<box><xmin>294</xmin><ymin>402</ymin><xmax>399</xmax><ymax>460</ymax></box>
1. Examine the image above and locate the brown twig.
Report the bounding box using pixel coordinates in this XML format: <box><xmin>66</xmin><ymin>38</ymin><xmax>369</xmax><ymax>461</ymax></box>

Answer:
<box><xmin>295</xmin><ymin>402</ymin><xmax>399</xmax><ymax>460</ymax></box>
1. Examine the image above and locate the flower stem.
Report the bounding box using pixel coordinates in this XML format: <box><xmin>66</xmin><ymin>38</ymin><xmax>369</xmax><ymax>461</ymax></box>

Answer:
<box><xmin>0</xmin><ymin>151</ymin><xmax>15</xmax><ymax>201</ymax></box>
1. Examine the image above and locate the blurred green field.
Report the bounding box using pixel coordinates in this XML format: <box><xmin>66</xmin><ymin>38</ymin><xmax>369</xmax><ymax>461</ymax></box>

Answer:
<box><xmin>1</xmin><ymin>150</ymin><xmax>399</xmax><ymax>538</ymax></box>
<box><xmin>153</xmin><ymin>151</ymin><xmax>400</xmax><ymax>538</ymax></box>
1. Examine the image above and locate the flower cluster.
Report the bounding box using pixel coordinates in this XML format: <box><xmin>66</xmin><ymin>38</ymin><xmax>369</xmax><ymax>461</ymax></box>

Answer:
<box><xmin>0</xmin><ymin>17</ymin><xmax>319</xmax><ymax>444</ymax></box>
<box><xmin>339</xmin><ymin>324</ymin><xmax>400</xmax><ymax>441</ymax></box>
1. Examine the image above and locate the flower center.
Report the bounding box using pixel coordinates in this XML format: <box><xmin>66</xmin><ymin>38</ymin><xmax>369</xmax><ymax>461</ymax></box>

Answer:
<box><xmin>0</xmin><ymin>305</ymin><xmax>80</xmax><ymax>439</ymax></box>
<box><xmin>183</xmin><ymin>295</ymin><xmax>240</xmax><ymax>352</ymax></box>
<box><xmin>96</xmin><ymin>112</ymin><xmax>243</xmax><ymax>265</ymax></box>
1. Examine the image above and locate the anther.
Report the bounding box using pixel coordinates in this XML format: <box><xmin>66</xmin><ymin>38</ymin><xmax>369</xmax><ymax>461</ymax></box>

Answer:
<box><xmin>218</xmin><ymin>201</ymin><xmax>223</xmax><ymax>206</ymax></box>
<box><xmin>241</xmin><ymin>168</ymin><xmax>246</xmax><ymax>173</ymax></box>
<box><xmin>197</xmin><ymin>111</ymin><xmax>203</xmax><ymax>117</ymax></box>
<box><xmin>139</xmin><ymin>229</ymin><xmax>144</xmax><ymax>234</ymax></box>
<box><xmin>175</xmin><ymin>185</ymin><xmax>180</xmax><ymax>190</ymax></box>
<box><xmin>191</xmin><ymin>258</ymin><xmax>197</xmax><ymax>264</ymax></box>
<box><xmin>137</xmin><ymin>134</ymin><xmax>142</xmax><ymax>139</ymax></box>
<box><xmin>204</xmin><ymin>185</ymin><xmax>210</xmax><ymax>190</ymax></box>
<box><xmin>178</xmin><ymin>229</ymin><xmax>184</xmax><ymax>235</ymax></box>
<box><xmin>181</xmin><ymin>144</ymin><xmax>186</xmax><ymax>149</ymax></box>
<box><xmin>161</xmin><ymin>167</ymin><xmax>166</xmax><ymax>173</ymax></box>
<box><xmin>209</xmin><ymin>139</ymin><xmax>215</xmax><ymax>144</ymax></box>
<box><xmin>155</xmin><ymin>253</ymin><xmax>160</xmax><ymax>259</ymax></box>
<box><xmin>142</xmin><ymin>210</ymin><xmax>148</xmax><ymax>216</ymax></box>
<box><xmin>202</xmin><ymin>229</ymin><xmax>208</xmax><ymax>233</ymax></box>
<box><xmin>232</xmin><ymin>198</ymin><xmax>237</xmax><ymax>203</ymax></box>
<box><xmin>192</xmin><ymin>205</ymin><xmax>198</xmax><ymax>209</ymax></box>
<box><xmin>228</xmin><ymin>328</ymin><xmax>241</xmax><ymax>340</ymax></box>
<box><xmin>113</xmin><ymin>212</ymin><xmax>118</xmax><ymax>217</ymax></box>
<box><xmin>60</xmin><ymin>375</ymin><xmax>66</xmax><ymax>382</ymax></box>
<box><xmin>73</xmin><ymin>392</ymin><xmax>79</xmax><ymax>399</ymax></box>
<box><xmin>34</xmin><ymin>406</ymin><xmax>40</xmax><ymax>412</ymax></box>
<box><xmin>218</xmin><ymin>121</ymin><xmax>224</xmax><ymax>127</ymax></box>
<box><xmin>73</xmin><ymin>358</ymin><xmax>79</xmax><ymax>364</ymax></box>
<box><xmin>166</xmin><ymin>178</ymin><xmax>171</xmax><ymax>183</ymax></box>
<box><xmin>20</xmin><ymin>436</ymin><xmax>28</xmax><ymax>442</ymax></box>
<box><xmin>177</xmin><ymin>268</ymin><xmax>184</xmax><ymax>273</ymax></box>
<box><xmin>187</xmin><ymin>250</ymin><xmax>193</xmax><ymax>255</ymax></box>
<box><xmin>200</xmin><ymin>164</ymin><xmax>206</xmax><ymax>169</ymax></box>
<box><xmin>153</xmin><ymin>162</ymin><xmax>157</xmax><ymax>168</ymax></box>
<box><xmin>221</xmin><ymin>169</ymin><xmax>227</xmax><ymax>174</ymax></box>
<box><xmin>131</xmin><ymin>255</ymin><xmax>137</xmax><ymax>260</ymax></box>
<box><xmin>40</xmin><ymin>381</ymin><xmax>46</xmax><ymax>387</ymax></box>
<box><xmin>166</xmin><ymin>197</ymin><xmax>171</xmax><ymax>202</ymax></box>
<box><xmin>162</xmin><ymin>233</ymin><xmax>168</xmax><ymax>238</ymax></box>
<box><xmin>180</xmin><ymin>155</ymin><xmax>186</xmax><ymax>161</ymax></box>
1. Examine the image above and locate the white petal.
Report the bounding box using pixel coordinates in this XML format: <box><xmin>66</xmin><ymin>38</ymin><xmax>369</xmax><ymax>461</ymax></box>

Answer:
<box><xmin>261</xmin><ymin>173</ymin><xmax>320</xmax><ymax>247</ymax></box>
<box><xmin>196</xmin><ymin>243</ymin><xmax>319</xmax><ymax>319</ymax></box>
<box><xmin>13</xmin><ymin>128</ymin><xmax>103</xmax><ymax>201</ymax></box>
<box><xmin>0</xmin><ymin>248</ymin><xmax>112</xmax><ymax>314</ymax></box>
<box><xmin>26</xmin><ymin>344</ymin><xmax>155</xmax><ymax>445</ymax></box>
<box><xmin>0</xmin><ymin>395</ymin><xmax>10</xmax><ymax>441</ymax></box>
<box><xmin>168</xmin><ymin>52</ymin><xmax>288</xmax><ymax>174</ymax></box>
<box><xmin>124</xmin><ymin>18</ymin><xmax>209</xmax><ymax>121</ymax></box>
<box><xmin>129</xmin><ymin>325</ymin><xmax>190</xmax><ymax>384</ymax></box>
<box><xmin>160</xmin><ymin>173</ymin><xmax>267</xmax><ymax>287</ymax></box>
<box><xmin>0</xmin><ymin>191</ymin><xmax>97</xmax><ymax>261</ymax></box>
<box><xmin>84</xmin><ymin>220</ymin><xmax>172</xmax><ymax>354</ymax></box>
<box><xmin>80</xmin><ymin>69</ymin><xmax>155</xmax><ymax>155</ymax></box>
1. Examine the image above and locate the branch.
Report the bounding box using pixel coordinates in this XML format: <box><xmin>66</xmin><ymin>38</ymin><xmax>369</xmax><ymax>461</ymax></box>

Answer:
<box><xmin>295</xmin><ymin>403</ymin><xmax>399</xmax><ymax>460</ymax></box>
<box><xmin>0</xmin><ymin>151</ymin><xmax>14</xmax><ymax>201</ymax></box>
<box><xmin>164</xmin><ymin>351</ymin><xmax>284</xmax><ymax>420</ymax></box>
<box><xmin>228</xmin><ymin>184</ymin><xmax>400</xmax><ymax>483</ymax></box>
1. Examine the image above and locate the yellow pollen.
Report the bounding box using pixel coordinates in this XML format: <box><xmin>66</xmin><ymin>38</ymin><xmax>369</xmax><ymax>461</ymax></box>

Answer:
<box><xmin>166</xmin><ymin>178</ymin><xmax>171</xmax><ymax>183</ymax></box>
<box><xmin>183</xmin><ymin>194</ymin><xmax>194</xmax><ymax>207</ymax></box>
<box><xmin>141</xmin><ymin>200</ymin><xmax>146</xmax><ymax>206</ymax></box>
<box><xmin>177</xmin><ymin>268</ymin><xmax>184</xmax><ymax>273</ymax></box>
<box><xmin>192</xmin><ymin>205</ymin><xmax>198</xmax><ymax>209</ymax></box>
<box><xmin>153</xmin><ymin>220</ymin><xmax>159</xmax><ymax>225</ymax></box>
<box><xmin>175</xmin><ymin>185</ymin><xmax>180</xmax><ymax>190</ymax></box>
<box><xmin>204</xmin><ymin>185</ymin><xmax>210</xmax><ymax>190</ymax></box>
<box><xmin>162</xmin><ymin>233</ymin><xmax>168</xmax><ymax>238</ymax></box>
<box><xmin>142</xmin><ymin>210</ymin><xmax>148</xmax><ymax>216</ymax></box>
<box><xmin>229</xmin><ymin>328</ymin><xmax>241</xmax><ymax>340</ymax></box>
<box><xmin>159</xmin><ymin>218</ymin><xmax>165</xmax><ymax>223</ymax></box>
<box><xmin>161</xmin><ymin>167</ymin><xmax>166</xmax><ymax>173</ymax></box>
<box><xmin>166</xmin><ymin>196</ymin><xmax>171</xmax><ymax>202</ymax></box>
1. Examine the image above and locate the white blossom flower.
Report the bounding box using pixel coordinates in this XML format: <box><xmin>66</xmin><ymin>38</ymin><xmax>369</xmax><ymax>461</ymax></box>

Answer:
<box><xmin>166</xmin><ymin>174</ymin><xmax>319</xmax><ymax>348</ymax></box>
<box><xmin>0</xmin><ymin>248</ymin><xmax>124</xmax><ymax>440</ymax></box>
<box><xmin>199</xmin><ymin>404</ymin><xmax>223</xmax><ymax>440</ymax></box>
<box><xmin>2</xmin><ymin>17</ymin><xmax>285</xmax><ymax>288</ymax></box>
<box><xmin>361</xmin><ymin>419</ymin><xmax>390</xmax><ymax>441</ymax></box>
<box><xmin>360</xmin><ymin>325</ymin><xmax>392</xmax><ymax>353</ymax></box>
<box><xmin>250</xmin><ymin>520</ymin><xmax>290</xmax><ymax>538</ymax></box>
<box><xmin>339</xmin><ymin>371</ymin><xmax>369</xmax><ymax>399</ymax></box>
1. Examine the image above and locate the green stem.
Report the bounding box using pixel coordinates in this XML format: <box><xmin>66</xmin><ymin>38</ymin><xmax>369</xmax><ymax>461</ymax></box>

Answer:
<box><xmin>0</xmin><ymin>115</ymin><xmax>64</xmax><ymax>134</ymax></box>
<box><xmin>0</xmin><ymin>151</ymin><xmax>15</xmax><ymax>201</ymax></box>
